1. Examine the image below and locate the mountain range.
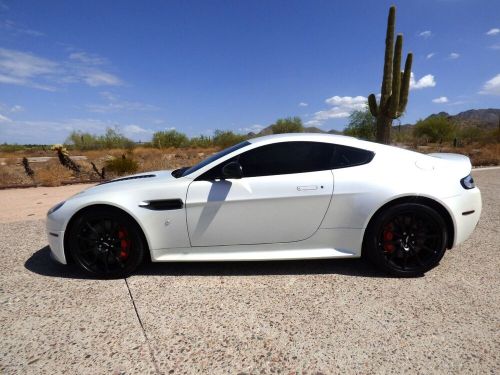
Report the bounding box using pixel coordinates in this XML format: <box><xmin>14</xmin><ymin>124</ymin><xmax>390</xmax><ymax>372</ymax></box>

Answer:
<box><xmin>249</xmin><ymin>108</ymin><xmax>500</xmax><ymax>136</ymax></box>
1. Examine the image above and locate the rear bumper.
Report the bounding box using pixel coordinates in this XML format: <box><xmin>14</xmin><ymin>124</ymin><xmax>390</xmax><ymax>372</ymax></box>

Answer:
<box><xmin>443</xmin><ymin>188</ymin><xmax>482</xmax><ymax>248</ymax></box>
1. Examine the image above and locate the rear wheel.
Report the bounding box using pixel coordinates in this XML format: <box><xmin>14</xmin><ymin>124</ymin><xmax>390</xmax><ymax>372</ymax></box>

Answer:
<box><xmin>67</xmin><ymin>207</ymin><xmax>145</xmax><ymax>278</ymax></box>
<box><xmin>365</xmin><ymin>203</ymin><xmax>448</xmax><ymax>277</ymax></box>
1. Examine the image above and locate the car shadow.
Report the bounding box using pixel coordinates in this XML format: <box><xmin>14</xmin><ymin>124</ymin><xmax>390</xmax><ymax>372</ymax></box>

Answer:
<box><xmin>25</xmin><ymin>246</ymin><xmax>389</xmax><ymax>279</ymax></box>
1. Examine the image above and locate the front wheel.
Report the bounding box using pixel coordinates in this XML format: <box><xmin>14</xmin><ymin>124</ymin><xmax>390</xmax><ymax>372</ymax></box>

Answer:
<box><xmin>67</xmin><ymin>207</ymin><xmax>145</xmax><ymax>278</ymax></box>
<box><xmin>364</xmin><ymin>203</ymin><xmax>448</xmax><ymax>277</ymax></box>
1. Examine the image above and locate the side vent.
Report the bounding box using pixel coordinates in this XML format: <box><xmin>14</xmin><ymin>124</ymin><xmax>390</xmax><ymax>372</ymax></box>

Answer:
<box><xmin>139</xmin><ymin>199</ymin><xmax>184</xmax><ymax>211</ymax></box>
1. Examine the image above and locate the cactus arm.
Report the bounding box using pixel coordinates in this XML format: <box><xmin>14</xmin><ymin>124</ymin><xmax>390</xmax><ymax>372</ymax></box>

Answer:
<box><xmin>368</xmin><ymin>94</ymin><xmax>379</xmax><ymax>117</ymax></box>
<box><xmin>380</xmin><ymin>6</ymin><xmax>396</xmax><ymax>110</ymax></box>
<box><xmin>398</xmin><ymin>52</ymin><xmax>412</xmax><ymax>113</ymax></box>
<box><xmin>388</xmin><ymin>34</ymin><xmax>403</xmax><ymax>117</ymax></box>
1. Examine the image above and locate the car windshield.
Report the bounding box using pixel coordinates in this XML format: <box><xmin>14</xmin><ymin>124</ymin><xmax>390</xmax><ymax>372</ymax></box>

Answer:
<box><xmin>175</xmin><ymin>141</ymin><xmax>250</xmax><ymax>177</ymax></box>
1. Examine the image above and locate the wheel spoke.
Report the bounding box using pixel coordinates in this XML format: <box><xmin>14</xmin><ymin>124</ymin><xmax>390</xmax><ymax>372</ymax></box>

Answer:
<box><xmin>85</xmin><ymin>222</ymin><xmax>99</xmax><ymax>235</ymax></box>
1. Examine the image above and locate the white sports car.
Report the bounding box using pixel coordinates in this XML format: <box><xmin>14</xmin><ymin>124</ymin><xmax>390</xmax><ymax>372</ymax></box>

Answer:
<box><xmin>46</xmin><ymin>133</ymin><xmax>482</xmax><ymax>278</ymax></box>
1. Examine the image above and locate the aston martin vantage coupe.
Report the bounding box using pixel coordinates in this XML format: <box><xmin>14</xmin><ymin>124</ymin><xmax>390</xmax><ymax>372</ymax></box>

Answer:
<box><xmin>46</xmin><ymin>133</ymin><xmax>481</xmax><ymax>278</ymax></box>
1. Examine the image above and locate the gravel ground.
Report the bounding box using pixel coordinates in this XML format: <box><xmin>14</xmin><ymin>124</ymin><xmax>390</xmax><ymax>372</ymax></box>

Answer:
<box><xmin>0</xmin><ymin>169</ymin><xmax>498</xmax><ymax>374</ymax></box>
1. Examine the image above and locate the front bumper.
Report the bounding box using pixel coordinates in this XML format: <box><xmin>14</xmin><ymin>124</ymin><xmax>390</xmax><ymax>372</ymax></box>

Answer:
<box><xmin>47</xmin><ymin>230</ymin><xmax>67</xmax><ymax>264</ymax></box>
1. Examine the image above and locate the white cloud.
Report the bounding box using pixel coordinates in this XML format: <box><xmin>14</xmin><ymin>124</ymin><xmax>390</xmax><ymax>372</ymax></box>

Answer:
<box><xmin>0</xmin><ymin>47</ymin><xmax>58</xmax><ymax>78</ymax></box>
<box><xmin>298</xmin><ymin>102</ymin><xmax>308</xmax><ymax>107</ymax></box>
<box><xmin>0</xmin><ymin>47</ymin><xmax>123</xmax><ymax>90</ymax></box>
<box><xmin>305</xmin><ymin>95</ymin><xmax>367</xmax><ymax>127</ymax></box>
<box><xmin>418</xmin><ymin>30</ymin><xmax>432</xmax><ymax>38</ymax></box>
<box><xmin>432</xmin><ymin>96</ymin><xmax>449</xmax><ymax>103</ymax></box>
<box><xmin>87</xmin><ymin>92</ymin><xmax>157</xmax><ymax>113</ymax></box>
<box><xmin>426</xmin><ymin>52</ymin><xmax>435</xmax><ymax>59</ymax></box>
<box><xmin>122</xmin><ymin>125</ymin><xmax>154</xmax><ymax>140</ymax></box>
<box><xmin>410</xmin><ymin>73</ymin><xmax>436</xmax><ymax>90</ymax></box>
<box><xmin>449</xmin><ymin>52</ymin><xmax>460</xmax><ymax>59</ymax></box>
<box><xmin>0</xmin><ymin>19</ymin><xmax>44</xmax><ymax>37</ymax></box>
<box><xmin>10</xmin><ymin>104</ymin><xmax>23</xmax><ymax>112</ymax></box>
<box><xmin>238</xmin><ymin>124</ymin><xmax>265</xmax><ymax>133</ymax></box>
<box><xmin>0</xmin><ymin>118</ymin><xmax>157</xmax><ymax>143</ymax></box>
<box><xmin>479</xmin><ymin>73</ymin><xmax>500</xmax><ymax>95</ymax></box>
<box><xmin>0</xmin><ymin>113</ymin><xmax>12</xmax><ymax>122</ymax></box>
<box><xmin>0</xmin><ymin>103</ymin><xmax>24</xmax><ymax>113</ymax></box>
<box><xmin>69</xmin><ymin>52</ymin><xmax>106</xmax><ymax>65</ymax></box>
<box><xmin>489</xmin><ymin>44</ymin><xmax>500</xmax><ymax>50</ymax></box>
<box><xmin>486</xmin><ymin>28</ymin><xmax>500</xmax><ymax>36</ymax></box>
<box><xmin>82</xmin><ymin>70</ymin><xmax>122</xmax><ymax>87</ymax></box>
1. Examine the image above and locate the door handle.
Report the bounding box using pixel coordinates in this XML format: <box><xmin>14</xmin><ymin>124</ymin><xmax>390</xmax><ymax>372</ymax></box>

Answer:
<box><xmin>297</xmin><ymin>185</ymin><xmax>318</xmax><ymax>191</ymax></box>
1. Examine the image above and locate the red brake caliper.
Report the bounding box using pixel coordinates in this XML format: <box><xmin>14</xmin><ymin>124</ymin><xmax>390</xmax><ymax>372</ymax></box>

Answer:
<box><xmin>117</xmin><ymin>228</ymin><xmax>130</xmax><ymax>260</ymax></box>
<box><xmin>383</xmin><ymin>224</ymin><xmax>395</xmax><ymax>253</ymax></box>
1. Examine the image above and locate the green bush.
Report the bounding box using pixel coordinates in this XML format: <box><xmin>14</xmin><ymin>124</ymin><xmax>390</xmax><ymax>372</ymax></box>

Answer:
<box><xmin>343</xmin><ymin>108</ymin><xmax>376</xmax><ymax>141</ymax></box>
<box><xmin>152</xmin><ymin>130</ymin><xmax>189</xmax><ymax>148</ymax></box>
<box><xmin>66</xmin><ymin>128</ymin><xmax>134</xmax><ymax>150</ymax></box>
<box><xmin>105</xmin><ymin>155</ymin><xmax>139</xmax><ymax>176</ymax></box>
<box><xmin>212</xmin><ymin>130</ymin><xmax>247</xmax><ymax>148</ymax></box>
<box><xmin>271</xmin><ymin>117</ymin><xmax>304</xmax><ymax>134</ymax></box>
<box><xmin>189</xmin><ymin>135</ymin><xmax>213</xmax><ymax>148</ymax></box>
<box><xmin>414</xmin><ymin>116</ymin><xmax>455</xmax><ymax>143</ymax></box>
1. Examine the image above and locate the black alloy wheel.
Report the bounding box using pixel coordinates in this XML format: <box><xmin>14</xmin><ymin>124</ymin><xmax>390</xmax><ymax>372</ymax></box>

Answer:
<box><xmin>365</xmin><ymin>203</ymin><xmax>448</xmax><ymax>277</ymax></box>
<box><xmin>67</xmin><ymin>208</ymin><xmax>145</xmax><ymax>278</ymax></box>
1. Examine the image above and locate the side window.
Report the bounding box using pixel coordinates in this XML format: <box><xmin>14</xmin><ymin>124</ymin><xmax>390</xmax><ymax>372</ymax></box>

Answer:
<box><xmin>331</xmin><ymin>145</ymin><xmax>374</xmax><ymax>169</ymax></box>
<box><xmin>238</xmin><ymin>142</ymin><xmax>335</xmax><ymax>177</ymax></box>
<box><xmin>197</xmin><ymin>141</ymin><xmax>374</xmax><ymax>180</ymax></box>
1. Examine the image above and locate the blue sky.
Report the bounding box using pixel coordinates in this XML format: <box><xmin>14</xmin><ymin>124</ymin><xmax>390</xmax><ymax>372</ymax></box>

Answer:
<box><xmin>0</xmin><ymin>0</ymin><xmax>499</xmax><ymax>144</ymax></box>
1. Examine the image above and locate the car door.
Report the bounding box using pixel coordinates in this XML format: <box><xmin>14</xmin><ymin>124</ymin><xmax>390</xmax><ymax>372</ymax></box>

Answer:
<box><xmin>185</xmin><ymin>141</ymin><xmax>335</xmax><ymax>246</ymax></box>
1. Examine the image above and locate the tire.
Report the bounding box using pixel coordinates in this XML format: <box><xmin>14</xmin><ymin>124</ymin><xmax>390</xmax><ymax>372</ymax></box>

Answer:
<box><xmin>67</xmin><ymin>207</ymin><xmax>145</xmax><ymax>278</ymax></box>
<box><xmin>364</xmin><ymin>203</ymin><xmax>448</xmax><ymax>277</ymax></box>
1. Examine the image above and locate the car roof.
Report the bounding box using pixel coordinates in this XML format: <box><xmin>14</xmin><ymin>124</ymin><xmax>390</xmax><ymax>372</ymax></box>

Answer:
<box><xmin>247</xmin><ymin>133</ymin><xmax>381</xmax><ymax>152</ymax></box>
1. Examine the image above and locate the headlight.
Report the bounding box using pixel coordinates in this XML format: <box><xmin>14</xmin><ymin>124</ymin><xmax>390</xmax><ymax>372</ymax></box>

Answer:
<box><xmin>460</xmin><ymin>174</ymin><xmax>475</xmax><ymax>190</ymax></box>
<box><xmin>47</xmin><ymin>201</ymin><xmax>65</xmax><ymax>215</ymax></box>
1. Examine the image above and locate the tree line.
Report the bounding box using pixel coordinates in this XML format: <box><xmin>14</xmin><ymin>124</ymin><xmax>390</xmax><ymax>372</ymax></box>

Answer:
<box><xmin>64</xmin><ymin>117</ymin><xmax>305</xmax><ymax>150</ymax></box>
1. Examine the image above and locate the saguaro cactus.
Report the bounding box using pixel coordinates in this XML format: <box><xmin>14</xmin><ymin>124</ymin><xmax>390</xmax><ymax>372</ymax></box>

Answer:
<box><xmin>368</xmin><ymin>6</ymin><xmax>412</xmax><ymax>144</ymax></box>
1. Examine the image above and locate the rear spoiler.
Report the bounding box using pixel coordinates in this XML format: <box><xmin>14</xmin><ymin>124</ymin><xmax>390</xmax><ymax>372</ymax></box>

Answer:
<box><xmin>428</xmin><ymin>153</ymin><xmax>472</xmax><ymax>175</ymax></box>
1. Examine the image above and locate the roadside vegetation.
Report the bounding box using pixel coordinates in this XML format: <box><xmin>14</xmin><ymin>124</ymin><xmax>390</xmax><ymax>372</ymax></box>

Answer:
<box><xmin>1</xmin><ymin>111</ymin><xmax>498</xmax><ymax>188</ymax></box>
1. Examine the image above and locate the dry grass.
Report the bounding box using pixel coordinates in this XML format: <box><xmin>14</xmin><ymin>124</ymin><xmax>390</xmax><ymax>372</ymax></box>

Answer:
<box><xmin>33</xmin><ymin>161</ymin><xmax>73</xmax><ymax>187</ymax></box>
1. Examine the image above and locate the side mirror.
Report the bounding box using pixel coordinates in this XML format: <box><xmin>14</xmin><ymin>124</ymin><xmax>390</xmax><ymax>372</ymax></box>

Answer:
<box><xmin>221</xmin><ymin>161</ymin><xmax>243</xmax><ymax>179</ymax></box>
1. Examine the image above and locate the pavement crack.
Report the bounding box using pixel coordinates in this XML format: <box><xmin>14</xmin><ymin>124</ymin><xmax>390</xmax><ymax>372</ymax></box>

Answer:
<box><xmin>124</xmin><ymin>278</ymin><xmax>161</xmax><ymax>375</ymax></box>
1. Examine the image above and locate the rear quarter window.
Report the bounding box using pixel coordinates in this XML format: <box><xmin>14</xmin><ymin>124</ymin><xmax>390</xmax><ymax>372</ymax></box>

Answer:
<box><xmin>331</xmin><ymin>145</ymin><xmax>375</xmax><ymax>169</ymax></box>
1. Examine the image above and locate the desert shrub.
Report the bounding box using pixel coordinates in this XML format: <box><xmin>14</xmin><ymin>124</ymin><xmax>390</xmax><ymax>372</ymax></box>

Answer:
<box><xmin>414</xmin><ymin>116</ymin><xmax>455</xmax><ymax>143</ymax></box>
<box><xmin>100</xmin><ymin>128</ymin><xmax>135</xmax><ymax>149</ymax></box>
<box><xmin>105</xmin><ymin>155</ymin><xmax>139</xmax><ymax>175</ymax></box>
<box><xmin>189</xmin><ymin>135</ymin><xmax>213</xmax><ymax>148</ymax></box>
<box><xmin>0</xmin><ymin>166</ymin><xmax>31</xmax><ymax>186</ymax></box>
<box><xmin>212</xmin><ymin>130</ymin><xmax>247</xmax><ymax>148</ymax></box>
<box><xmin>66</xmin><ymin>128</ymin><xmax>134</xmax><ymax>150</ymax></box>
<box><xmin>35</xmin><ymin>161</ymin><xmax>72</xmax><ymax>186</ymax></box>
<box><xmin>343</xmin><ymin>108</ymin><xmax>375</xmax><ymax>141</ymax></box>
<box><xmin>271</xmin><ymin>117</ymin><xmax>304</xmax><ymax>134</ymax></box>
<box><xmin>152</xmin><ymin>130</ymin><xmax>189</xmax><ymax>148</ymax></box>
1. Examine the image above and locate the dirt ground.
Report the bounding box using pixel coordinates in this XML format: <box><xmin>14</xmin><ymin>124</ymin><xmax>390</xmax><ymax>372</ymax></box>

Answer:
<box><xmin>0</xmin><ymin>184</ymin><xmax>95</xmax><ymax>223</ymax></box>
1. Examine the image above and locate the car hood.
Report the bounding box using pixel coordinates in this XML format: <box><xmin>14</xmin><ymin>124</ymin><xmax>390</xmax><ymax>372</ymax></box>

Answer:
<box><xmin>73</xmin><ymin>170</ymin><xmax>180</xmax><ymax>197</ymax></box>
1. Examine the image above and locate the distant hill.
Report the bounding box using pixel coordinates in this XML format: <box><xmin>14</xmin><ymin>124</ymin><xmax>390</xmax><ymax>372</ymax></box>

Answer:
<box><xmin>248</xmin><ymin>108</ymin><xmax>499</xmax><ymax>137</ymax></box>
<box><xmin>425</xmin><ymin>108</ymin><xmax>500</xmax><ymax>129</ymax></box>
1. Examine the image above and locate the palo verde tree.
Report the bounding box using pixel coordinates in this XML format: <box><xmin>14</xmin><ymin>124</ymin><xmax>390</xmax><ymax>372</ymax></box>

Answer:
<box><xmin>368</xmin><ymin>6</ymin><xmax>413</xmax><ymax>144</ymax></box>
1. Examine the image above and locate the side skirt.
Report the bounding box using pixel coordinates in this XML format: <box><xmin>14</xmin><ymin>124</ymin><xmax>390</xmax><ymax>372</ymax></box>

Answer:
<box><xmin>150</xmin><ymin>228</ymin><xmax>364</xmax><ymax>262</ymax></box>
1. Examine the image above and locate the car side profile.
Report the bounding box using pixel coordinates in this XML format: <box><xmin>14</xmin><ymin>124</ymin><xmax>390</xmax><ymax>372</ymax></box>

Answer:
<box><xmin>46</xmin><ymin>133</ymin><xmax>482</xmax><ymax>278</ymax></box>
